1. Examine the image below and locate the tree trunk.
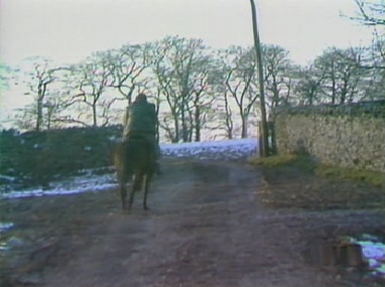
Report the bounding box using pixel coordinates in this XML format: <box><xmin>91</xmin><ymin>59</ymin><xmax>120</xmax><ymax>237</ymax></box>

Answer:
<box><xmin>36</xmin><ymin>98</ymin><xmax>43</xmax><ymax>132</ymax></box>
<box><xmin>92</xmin><ymin>104</ymin><xmax>97</xmax><ymax>127</ymax></box>
<box><xmin>173</xmin><ymin>109</ymin><xmax>180</xmax><ymax>143</ymax></box>
<box><xmin>195</xmin><ymin>107</ymin><xmax>201</xmax><ymax>142</ymax></box>
<box><xmin>241</xmin><ymin>113</ymin><xmax>248</xmax><ymax>138</ymax></box>
<box><xmin>127</xmin><ymin>84</ymin><xmax>135</xmax><ymax>106</ymax></box>
<box><xmin>181</xmin><ymin>101</ymin><xmax>189</xmax><ymax>142</ymax></box>
<box><xmin>224</xmin><ymin>93</ymin><xmax>233</xmax><ymax>140</ymax></box>
<box><xmin>194</xmin><ymin>93</ymin><xmax>201</xmax><ymax>142</ymax></box>
<box><xmin>331</xmin><ymin>76</ymin><xmax>336</xmax><ymax>104</ymax></box>
<box><xmin>36</xmin><ymin>81</ymin><xmax>48</xmax><ymax>132</ymax></box>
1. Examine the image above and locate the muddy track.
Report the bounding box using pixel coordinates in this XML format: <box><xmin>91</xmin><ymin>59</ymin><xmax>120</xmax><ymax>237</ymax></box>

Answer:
<box><xmin>1</xmin><ymin>159</ymin><xmax>384</xmax><ymax>287</ymax></box>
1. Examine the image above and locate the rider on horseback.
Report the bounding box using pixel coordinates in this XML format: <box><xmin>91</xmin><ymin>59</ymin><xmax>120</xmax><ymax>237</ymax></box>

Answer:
<box><xmin>122</xmin><ymin>93</ymin><xmax>162</xmax><ymax>175</ymax></box>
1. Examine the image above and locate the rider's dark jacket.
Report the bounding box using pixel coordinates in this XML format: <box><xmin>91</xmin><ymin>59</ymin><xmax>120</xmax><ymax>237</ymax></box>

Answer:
<box><xmin>122</xmin><ymin>97</ymin><xmax>160</xmax><ymax>159</ymax></box>
<box><xmin>123</xmin><ymin>98</ymin><xmax>157</xmax><ymax>136</ymax></box>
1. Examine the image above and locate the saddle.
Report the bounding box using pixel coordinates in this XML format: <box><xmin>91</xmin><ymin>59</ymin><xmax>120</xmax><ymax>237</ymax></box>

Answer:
<box><xmin>125</xmin><ymin>132</ymin><xmax>161</xmax><ymax>176</ymax></box>
<box><xmin>126</xmin><ymin>132</ymin><xmax>151</xmax><ymax>144</ymax></box>
<box><xmin>127</xmin><ymin>133</ymin><xmax>148</xmax><ymax>141</ymax></box>
<box><xmin>124</xmin><ymin>133</ymin><xmax>155</xmax><ymax>156</ymax></box>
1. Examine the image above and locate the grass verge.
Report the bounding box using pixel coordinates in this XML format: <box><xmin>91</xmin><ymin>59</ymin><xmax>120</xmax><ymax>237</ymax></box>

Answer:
<box><xmin>249</xmin><ymin>153</ymin><xmax>385</xmax><ymax>210</ymax></box>
<box><xmin>249</xmin><ymin>154</ymin><xmax>385</xmax><ymax>187</ymax></box>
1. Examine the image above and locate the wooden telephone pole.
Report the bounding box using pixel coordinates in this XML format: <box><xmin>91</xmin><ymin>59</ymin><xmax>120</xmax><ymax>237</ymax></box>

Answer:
<box><xmin>250</xmin><ymin>0</ymin><xmax>269</xmax><ymax>157</ymax></box>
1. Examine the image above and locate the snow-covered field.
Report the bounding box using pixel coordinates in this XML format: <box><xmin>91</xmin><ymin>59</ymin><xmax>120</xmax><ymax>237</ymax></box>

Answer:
<box><xmin>0</xmin><ymin>138</ymin><xmax>259</xmax><ymax>200</ymax></box>
<box><xmin>161</xmin><ymin>138</ymin><xmax>258</xmax><ymax>160</ymax></box>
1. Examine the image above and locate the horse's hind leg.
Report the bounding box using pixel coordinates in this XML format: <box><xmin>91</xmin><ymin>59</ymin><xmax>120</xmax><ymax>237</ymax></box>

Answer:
<box><xmin>128</xmin><ymin>185</ymin><xmax>135</xmax><ymax>214</ymax></box>
<box><xmin>128</xmin><ymin>174</ymin><xmax>141</xmax><ymax>214</ymax></box>
<box><xmin>119</xmin><ymin>182</ymin><xmax>127</xmax><ymax>210</ymax></box>
<box><xmin>143</xmin><ymin>173</ymin><xmax>153</xmax><ymax>211</ymax></box>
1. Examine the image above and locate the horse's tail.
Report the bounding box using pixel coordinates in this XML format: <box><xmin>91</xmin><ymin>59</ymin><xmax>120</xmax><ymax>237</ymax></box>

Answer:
<box><xmin>114</xmin><ymin>140</ymin><xmax>135</xmax><ymax>181</ymax></box>
<box><xmin>114</xmin><ymin>137</ymin><xmax>152</xmax><ymax>184</ymax></box>
<box><xmin>114</xmin><ymin>142</ymin><xmax>129</xmax><ymax>184</ymax></box>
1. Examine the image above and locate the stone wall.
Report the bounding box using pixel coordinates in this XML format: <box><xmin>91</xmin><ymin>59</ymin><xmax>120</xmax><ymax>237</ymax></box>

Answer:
<box><xmin>274</xmin><ymin>101</ymin><xmax>385</xmax><ymax>173</ymax></box>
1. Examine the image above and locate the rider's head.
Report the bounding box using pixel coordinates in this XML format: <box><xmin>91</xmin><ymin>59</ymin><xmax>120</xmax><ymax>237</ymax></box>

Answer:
<box><xmin>135</xmin><ymin>93</ymin><xmax>148</xmax><ymax>103</ymax></box>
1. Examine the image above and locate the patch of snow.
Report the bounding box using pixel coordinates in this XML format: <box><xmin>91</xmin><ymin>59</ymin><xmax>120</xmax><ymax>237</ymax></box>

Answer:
<box><xmin>7</xmin><ymin>236</ymin><xmax>25</xmax><ymax>247</ymax></box>
<box><xmin>1</xmin><ymin>173</ymin><xmax>118</xmax><ymax>199</ymax></box>
<box><xmin>0</xmin><ymin>222</ymin><xmax>14</xmax><ymax>232</ymax></box>
<box><xmin>1</xmin><ymin>138</ymin><xmax>259</xmax><ymax>199</ymax></box>
<box><xmin>377</xmin><ymin>264</ymin><xmax>385</xmax><ymax>275</ymax></box>
<box><xmin>352</xmin><ymin>237</ymin><xmax>385</xmax><ymax>279</ymax></box>
<box><xmin>0</xmin><ymin>242</ymin><xmax>9</xmax><ymax>251</ymax></box>
<box><xmin>359</xmin><ymin>241</ymin><xmax>385</xmax><ymax>260</ymax></box>
<box><xmin>361</xmin><ymin>234</ymin><xmax>380</xmax><ymax>242</ymax></box>
<box><xmin>368</xmin><ymin>258</ymin><xmax>381</xmax><ymax>269</ymax></box>
<box><xmin>77</xmin><ymin>166</ymin><xmax>115</xmax><ymax>176</ymax></box>
<box><xmin>0</xmin><ymin>236</ymin><xmax>28</xmax><ymax>253</ymax></box>
<box><xmin>160</xmin><ymin>138</ymin><xmax>258</xmax><ymax>161</ymax></box>
<box><xmin>11</xmin><ymin>130</ymin><xmax>20</xmax><ymax>136</ymax></box>
<box><xmin>108</xmin><ymin>135</ymin><xmax>119</xmax><ymax>142</ymax></box>
<box><xmin>0</xmin><ymin>175</ymin><xmax>16</xmax><ymax>183</ymax></box>
<box><xmin>84</xmin><ymin>146</ymin><xmax>92</xmax><ymax>151</ymax></box>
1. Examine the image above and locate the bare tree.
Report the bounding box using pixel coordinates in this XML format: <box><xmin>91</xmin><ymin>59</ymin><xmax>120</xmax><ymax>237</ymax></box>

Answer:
<box><xmin>150</xmin><ymin>36</ymin><xmax>213</xmax><ymax>143</ymax></box>
<box><xmin>151</xmin><ymin>44</ymin><xmax>179</xmax><ymax>142</ymax></box>
<box><xmin>313</xmin><ymin>47</ymin><xmax>370</xmax><ymax>104</ymax></box>
<box><xmin>0</xmin><ymin>62</ymin><xmax>11</xmax><ymax>92</ymax></box>
<box><xmin>294</xmin><ymin>65</ymin><xmax>326</xmax><ymax>105</ymax></box>
<box><xmin>347</xmin><ymin>2</ymin><xmax>385</xmax><ymax>100</ymax></box>
<box><xmin>221</xmin><ymin>46</ymin><xmax>258</xmax><ymax>138</ymax></box>
<box><xmin>107</xmin><ymin>43</ymin><xmax>152</xmax><ymax>105</ymax></box>
<box><xmin>351</xmin><ymin>0</ymin><xmax>385</xmax><ymax>26</ymax></box>
<box><xmin>13</xmin><ymin>104</ymin><xmax>38</xmax><ymax>131</ymax></box>
<box><xmin>349</xmin><ymin>0</ymin><xmax>385</xmax><ymax>64</ymax></box>
<box><xmin>195</xmin><ymin>54</ymin><xmax>234</xmax><ymax>140</ymax></box>
<box><xmin>15</xmin><ymin>57</ymin><xmax>68</xmax><ymax>131</ymax></box>
<box><xmin>42</xmin><ymin>90</ymin><xmax>73</xmax><ymax>129</ymax></box>
<box><xmin>189</xmin><ymin>59</ymin><xmax>219</xmax><ymax>142</ymax></box>
<box><xmin>261</xmin><ymin>45</ymin><xmax>296</xmax><ymax>109</ymax></box>
<box><xmin>68</xmin><ymin>52</ymin><xmax>116</xmax><ymax>127</ymax></box>
<box><xmin>214</xmin><ymin>88</ymin><xmax>235</xmax><ymax>139</ymax></box>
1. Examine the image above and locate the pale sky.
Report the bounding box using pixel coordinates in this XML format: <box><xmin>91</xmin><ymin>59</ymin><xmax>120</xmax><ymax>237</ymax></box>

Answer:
<box><xmin>1</xmin><ymin>0</ymin><xmax>374</xmax><ymax>66</ymax></box>
<box><xmin>0</xmin><ymin>0</ymin><xmax>376</xmax><ymax>122</ymax></box>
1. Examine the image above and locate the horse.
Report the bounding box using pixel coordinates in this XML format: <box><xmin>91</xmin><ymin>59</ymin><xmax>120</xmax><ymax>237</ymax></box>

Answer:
<box><xmin>113</xmin><ymin>135</ymin><xmax>155</xmax><ymax>214</ymax></box>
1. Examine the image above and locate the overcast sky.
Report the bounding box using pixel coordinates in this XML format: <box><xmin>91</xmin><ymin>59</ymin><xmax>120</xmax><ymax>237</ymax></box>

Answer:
<box><xmin>0</xmin><ymin>0</ymin><xmax>376</xmax><ymax>122</ymax></box>
<box><xmin>1</xmin><ymin>0</ymin><xmax>374</xmax><ymax>66</ymax></box>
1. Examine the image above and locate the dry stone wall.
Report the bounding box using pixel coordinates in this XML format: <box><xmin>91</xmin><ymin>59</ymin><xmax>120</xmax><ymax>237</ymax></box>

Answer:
<box><xmin>274</xmin><ymin>101</ymin><xmax>385</xmax><ymax>173</ymax></box>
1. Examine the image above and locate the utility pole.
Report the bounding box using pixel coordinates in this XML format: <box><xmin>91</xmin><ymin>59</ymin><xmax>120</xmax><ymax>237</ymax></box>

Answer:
<box><xmin>250</xmin><ymin>0</ymin><xmax>269</xmax><ymax>157</ymax></box>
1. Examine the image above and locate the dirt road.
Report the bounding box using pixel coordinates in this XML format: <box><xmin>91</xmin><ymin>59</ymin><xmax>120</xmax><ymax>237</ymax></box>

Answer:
<box><xmin>1</xmin><ymin>159</ymin><xmax>384</xmax><ymax>287</ymax></box>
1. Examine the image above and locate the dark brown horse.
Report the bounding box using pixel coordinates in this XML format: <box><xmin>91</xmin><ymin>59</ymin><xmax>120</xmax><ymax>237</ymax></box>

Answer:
<box><xmin>114</xmin><ymin>135</ymin><xmax>155</xmax><ymax>213</ymax></box>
